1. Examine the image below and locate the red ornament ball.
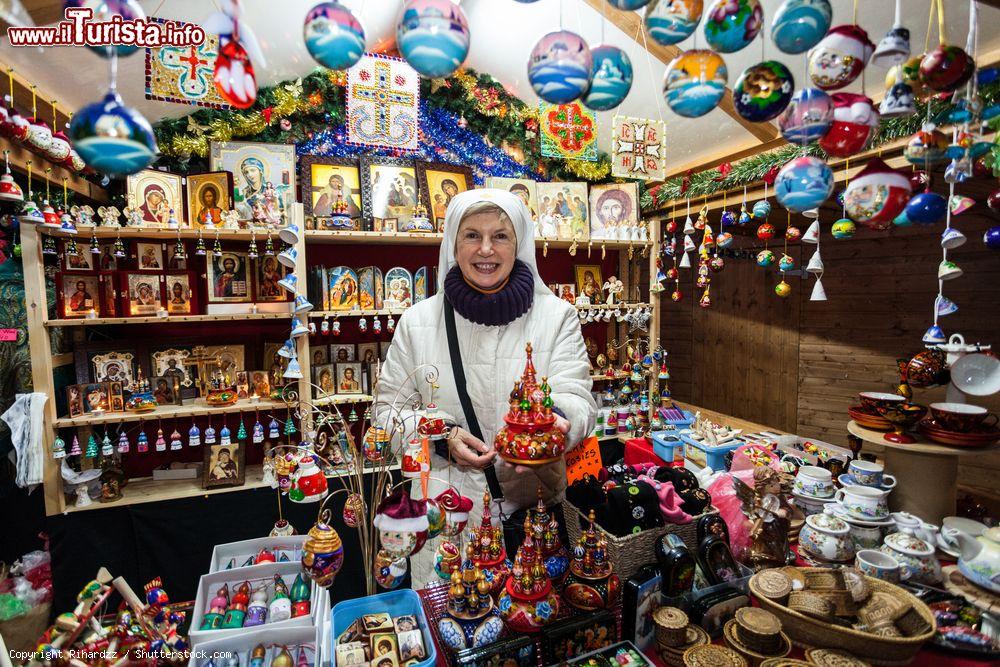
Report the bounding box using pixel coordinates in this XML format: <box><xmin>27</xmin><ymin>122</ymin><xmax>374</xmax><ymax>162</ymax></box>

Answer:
<box><xmin>785</xmin><ymin>226</ymin><xmax>801</xmax><ymax>241</ymax></box>
<box><xmin>909</xmin><ymin>170</ymin><xmax>931</xmax><ymax>192</ymax></box>
<box><xmin>670</xmin><ymin>290</ymin><xmax>683</xmax><ymax>302</ymax></box>
<box><xmin>974</xmin><ymin>157</ymin><xmax>991</xmax><ymax>179</ymax></box>
<box><xmin>757</xmin><ymin>223</ymin><xmax>776</xmax><ymax>240</ymax></box>
<box><xmin>988</xmin><ymin>189</ymin><xmax>1000</xmax><ymax>215</ymax></box>
<box><xmin>666</xmin><ymin>267</ymin><xmax>679</xmax><ymax>280</ymax></box>
<box><xmin>665</xmin><ymin>220</ymin><xmax>677</xmax><ymax>233</ymax></box>
<box><xmin>919</xmin><ymin>45</ymin><xmax>974</xmax><ymax>93</ymax></box>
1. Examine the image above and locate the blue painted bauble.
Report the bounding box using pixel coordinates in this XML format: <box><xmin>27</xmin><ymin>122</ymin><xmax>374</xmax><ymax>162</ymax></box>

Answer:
<box><xmin>831</xmin><ymin>218</ymin><xmax>856</xmax><ymax>239</ymax></box>
<box><xmin>905</xmin><ymin>191</ymin><xmax>947</xmax><ymax>225</ymax></box>
<box><xmin>771</xmin><ymin>0</ymin><xmax>831</xmax><ymax>54</ymax></box>
<box><xmin>717</xmin><ymin>231</ymin><xmax>734</xmax><ymax>247</ymax></box>
<box><xmin>720</xmin><ymin>210</ymin><xmax>736</xmax><ymax>226</ymax></box>
<box><xmin>397</xmin><ymin>0</ymin><xmax>470</xmax><ymax>78</ymax></box>
<box><xmin>528</xmin><ymin>30</ymin><xmax>593</xmax><ymax>104</ymax></box>
<box><xmin>645</xmin><ymin>0</ymin><xmax>704</xmax><ymax>46</ymax></box>
<box><xmin>304</xmin><ymin>1</ymin><xmax>366</xmax><ymax>71</ymax></box>
<box><xmin>778</xmin><ymin>88</ymin><xmax>833</xmax><ymax>145</ymax></box>
<box><xmin>608</xmin><ymin>0</ymin><xmax>654</xmax><ymax>9</ymax></box>
<box><xmin>704</xmin><ymin>0</ymin><xmax>763</xmax><ymax>54</ymax></box>
<box><xmin>583</xmin><ymin>45</ymin><xmax>633</xmax><ymax>111</ymax></box>
<box><xmin>69</xmin><ymin>90</ymin><xmax>156</xmax><ymax>176</ymax></box>
<box><xmin>64</xmin><ymin>1</ymin><xmax>145</xmax><ymax>58</ymax></box>
<box><xmin>753</xmin><ymin>200</ymin><xmax>771</xmax><ymax>218</ymax></box>
<box><xmin>663</xmin><ymin>49</ymin><xmax>728</xmax><ymax>118</ymax></box>
<box><xmin>756</xmin><ymin>249</ymin><xmax>775</xmax><ymax>267</ymax></box>
<box><xmin>734</xmin><ymin>61</ymin><xmax>794</xmax><ymax>122</ymax></box>
<box><xmin>774</xmin><ymin>155</ymin><xmax>834</xmax><ymax>213</ymax></box>
<box><xmin>893</xmin><ymin>210</ymin><xmax>911</xmax><ymax>227</ymax></box>
<box><xmin>985</xmin><ymin>225</ymin><xmax>1000</xmax><ymax>249</ymax></box>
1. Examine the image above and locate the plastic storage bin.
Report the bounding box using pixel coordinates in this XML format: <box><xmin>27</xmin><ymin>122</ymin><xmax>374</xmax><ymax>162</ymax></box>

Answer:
<box><xmin>650</xmin><ymin>430</ymin><xmax>682</xmax><ymax>464</ymax></box>
<box><xmin>331</xmin><ymin>589</ymin><xmax>437</xmax><ymax>667</ymax></box>
<box><xmin>679</xmin><ymin>432</ymin><xmax>742</xmax><ymax>471</ymax></box>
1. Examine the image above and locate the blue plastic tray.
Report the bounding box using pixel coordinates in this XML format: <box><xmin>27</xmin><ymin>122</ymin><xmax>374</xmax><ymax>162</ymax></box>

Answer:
<box><xmin>331</xmin><ymin>588</ymin><xmax>437</xmax><ymax>667</ymax></box>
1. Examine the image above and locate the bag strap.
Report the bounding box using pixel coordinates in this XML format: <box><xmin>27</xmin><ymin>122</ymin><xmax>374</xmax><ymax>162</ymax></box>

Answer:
<box><xmin>443</xmin><ymin>298</ymin><xmax>505</xmax><ymax>503</ymax></box>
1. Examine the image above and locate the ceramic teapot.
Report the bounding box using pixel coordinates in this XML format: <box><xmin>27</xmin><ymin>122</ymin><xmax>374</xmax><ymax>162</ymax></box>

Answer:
<box><xmin>944</xmin><ymin>526</ymin><xmax>1000</xmax><ymax>594</ymax></box>
<box><xmin>880</xmin><ymin>531</ymin><xmax>941</xmax><ymax>584</ymax></box>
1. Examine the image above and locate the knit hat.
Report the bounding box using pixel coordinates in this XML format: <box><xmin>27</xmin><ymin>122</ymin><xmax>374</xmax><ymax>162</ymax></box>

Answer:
<box><xmin>374</xmin><ymin>488</ymin><xmax>429</xmax><ymax>533</ymax></box>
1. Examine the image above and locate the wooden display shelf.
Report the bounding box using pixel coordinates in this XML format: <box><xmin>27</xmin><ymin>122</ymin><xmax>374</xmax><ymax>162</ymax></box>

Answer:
<box><xmin>46</xmin><ymin>311</ymin><xmax>293</xmax><ymax>327</ymax></box>
<box><xmin>590</xmin><ymin>371</ymin><xmax>628</xmax><ymax>381</ymax></box>
<box><xmin>44</xmin><ymin>225</ymin><xmax>265</xmax><ymax>241</ymax></box>
<box><xmin>576</xmin><ymin>302</ymin><xmax>651</xmax><ymax>310</ymax></box>
<box><xmin>310</xmin><ymin>308</ymin><xmax>408</xmax><ymax>318</ymax></box>
<box><xmin>306</xmin><ymin>230</ymin><xmax>444</xmax><ymax>245</ymax></box>
<box><xmin>53</xmin><ymin>398</ymin><xmax>289</xmax><ymax>428</ymax></box>
<box><xmin>313</xmin><ymin>393</ymin><xmax>374</xmax><ymax>406</ymax></box>
<box><xmin>62</xmin><ymin>462</ymin><xmax>401</xmax><ymax>515</ymax></box>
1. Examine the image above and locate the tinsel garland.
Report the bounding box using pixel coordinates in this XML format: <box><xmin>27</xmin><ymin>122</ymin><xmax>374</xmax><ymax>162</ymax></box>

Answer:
<box><xmin>642</xmin><ymin>78</ymin><xmax>1000</xmax><ymax>212</ymax></box>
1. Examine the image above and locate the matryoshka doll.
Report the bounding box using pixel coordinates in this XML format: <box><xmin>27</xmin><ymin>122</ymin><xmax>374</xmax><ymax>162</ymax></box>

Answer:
<box><xmin>198</xmin><ymin>584</ymin><xmax>229</xmax><ymax>630</ymax></box>
<box><xmin>243</xmin><ymin>586</ymin><xmax>268</xmax><ymax>627</ymax></box>
<box><xmin>269</xmin><ymin>574</ymin><xmax>292</xmax><ymax>622</ymax></box>
<box><xmin>221</xmin><ymin>581</ymin><xmax>250</xmax><ymax>628</ymax></box>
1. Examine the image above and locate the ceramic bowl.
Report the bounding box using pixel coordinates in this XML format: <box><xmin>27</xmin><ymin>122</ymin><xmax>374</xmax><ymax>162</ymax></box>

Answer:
<box><xmin>929</xmin><ymin>402</ymin><xmax>997</xmax><ymax>432</ymax></box>
<box><xmin>859</xmin><ymin>391</ymin><xmax>906</xmax><ymax>413</ymax></box>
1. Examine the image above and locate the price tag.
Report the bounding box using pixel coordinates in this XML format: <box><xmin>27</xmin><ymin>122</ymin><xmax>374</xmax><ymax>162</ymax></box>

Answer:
<box><xmin>0</xmin><ymin>328</ymin><xmax>17</xmax><ymax>342</ymax></box>
<box><xmin>565</xmin><ymin>436</ymin><xmax>602</xmax><ymax>484</ymax></box>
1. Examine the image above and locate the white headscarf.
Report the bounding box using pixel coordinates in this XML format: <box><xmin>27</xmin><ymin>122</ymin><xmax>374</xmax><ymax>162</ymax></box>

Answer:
<box><xmin>437</xmin><ymin>188</ymin><xmax>549</xmax><ymax>296</ymax></box>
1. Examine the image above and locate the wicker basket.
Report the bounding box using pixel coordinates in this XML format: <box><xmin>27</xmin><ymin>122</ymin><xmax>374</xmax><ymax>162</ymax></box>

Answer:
<box><xmin>749</xmin><ymin>569</ymin><xmax>936</xmax><ymax>666</ymax></box>
<box><xmin>564</xmin><ymin>500</ymin><xmax>715</xmax><ymax>580</ymax></box>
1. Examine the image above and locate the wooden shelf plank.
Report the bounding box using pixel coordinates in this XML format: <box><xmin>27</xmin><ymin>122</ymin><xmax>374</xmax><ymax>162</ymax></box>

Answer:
<box><xmin>1</xmin><ymin>137</ymin><xmax>109</xmax><ymax>202</ymax></box>
<box><xmin>61</xmin><ymin>463</ymin><xmax>400</xmax><ymax>515</ymax></box>
<box><xmin>590</xmin><ymin>371</ymin><xmax>628</xmax><ymax>382</ymax></box>
<box><xmin>53</xmin><ymin>398</ymin><xmax>289</xmax><ymax>428</ymax></box>
<box><xmin>310</xmin><ymin>309</ymin><xmax>408</xmax><ymax>318</ymax></box>
<box><xmin>46</xmin><ymin>311</ymin><xmax>293</xmax><ymax>327</ymax></box>
<box><xmin>43</xmin><ymin>225</ymin><xmax>267</xmax><ymax>241</ymax></box>
<box><xmin>313</xmin><ymin>394</ymin><xmax>373</xmax><ymax>407</ymax></box>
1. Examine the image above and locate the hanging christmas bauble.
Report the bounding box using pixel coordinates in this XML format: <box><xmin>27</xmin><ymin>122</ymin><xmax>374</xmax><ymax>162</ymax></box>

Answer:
<box><xmin>778</xmin><ymin>254</ymin><xmax>796</xmax><ymax>271</ymax></box>
<box><xmin>774</xmin><ymin>155</ymin><xmax>834</xmax><ymax>213</ymax></box>
<box><xmin>303</xmin><ymin>1</ymin><xmax>366</xmax><ymax>71</ymax></box>
<box><xmin>904</xmin><ymin>191</ymin><xmax>947</xmax><ymax>225</ymax></box>
<box><xmin>775</xmin><ymin>280</ymin><xmax>792</xmax><ymax>298</ymax></box>
<box><xmin>583</xmin><ymin>45</ymin><xmax>633</xmax><ymax>111</ymax></box>
<box><xmin>831</xmin><ymin>218</ymin><xmax>856</xmax><ymax>239</ymax></box>
<box><xmin>756</xmin><ymin>249</ymin><xmax>775</xmax><ymax>266</ymax></box>
<box><xmin>663</xmin><ymin>49</ymin><xmax>728</xmax><ymax>118</ymax></box>
<box><xmin>46</xmin><ymin>131</ymin><xmax>71</xmax><ymax>165</ymax></box>
<box><xmin>771</xmin><ymin>0</ymin><xmax>831</xmax><ymax>54</ymax></box>
<box><xmin>903</xmin><ymin>127</ymin><xmax>949</xmax><ymax>166</ymax></box>
<box><xmin>528</xmin><ymin>30</ymin><xmax>593</xmax><ymax>104</ymax></box>
<box><xmin>885</xmin><ymin>57</ymin><xmax>931</xmax><ymax>102</ymax></box>
<box><xmin>844</xmin><ymin>158</ymin><xmax>912</xmax><ymax>230</ymax></box>
<box><xmin>733</xmin><ymin>61</ymin><xmax>794</xmax><ymax>122</ymax></box>
<box><xmin>70</xmin><ymin>89</ymin><xmax>156</xmax><ymax>176</ymax></box>
<box><xmin>709</xmin><ymin>256</ymin><xmax>725</xmax><ymax>271</ymax></box>
<box><xmin>374</xmin><ymin>489</ymin><xmax>429</xmax><ymax>559</ymax></box>
<box><xmin>671</xmin><ymin>289</ymin><xmax>683</xmax><ymax>301</ymax></box>
<box><xmin>301</xmin><ymin>511</ymin><xmax>344</xmax><ymax>587</ymax></box>
<box><xmin>818</xmin><ymin>93</ymin><xmax>878</xmax><ymax>158</ymax></box>
<box><xmin>665</xmin><ymin>220</ymin><xmax>677</xmax><ymax>233</ymax></box>
<box><xmin>717</xmin><ymin>231</ymin><xmax>734</xmax><ymax>248</ymax></box>
<box><xmin>644</xmin><ymin>0</ymin><xmax>703</xmax><ymax>46</ymax></box>
<box><xmin>984</xmin><ymin>226</ymin><xmax>1000</xmax><ymax>249</ymax></box>
<box><xmin>397</xmin><ymin>0</ymin><xmax>470</xmax><ymax>78</ymax></box>
<box><xmin>756</xmin><ymin>222</ymin><xmax>775</xmax><ymax>240</ymax></box>
<box><xmin>608</xmin><ymin>0</ymin><xmax>653</xmax><ymax>8</ymax></box>
<box><xmin>920</xmin><ymin>45</ymin><xmax>974</xmax><ymax>93</ymax></box>
<box><xmin>778</xmin><ymin>88</ymin><xmax>833</xmax><ymax>145</ymax></box>
<box><xmin>25</xmin><ymin>117</ymin><xmax>52</xmax><ymax>153</ymax></box>
<box><xmin>807</xmin><ymin>24</ymin><xmax>874</xmax><ymax>90</ymax></box>
<box><xmin>374</xmin><ymin>550</ymin><xmax>408</xmax><ymax>590</ymax></box>
<box><xmin>214</xmin><ymin>39</ymin><xmax>257</xmax><ymax>109</ymax></box>
<box><xmin>64</xmin><ymin>1</ymin><xmax>145</xmax><ymax>58</ymax></box>
<box><xmin>343</xmin><ymin>492</ymin><xmax>364</xmax><ymax>528</ymax></box>
<box><xmin>753</xmin><ymin>200</ymin><xmax>771</xmax><ymax>219</ymax></box>
<box><xmin>703</xmin><ymin>0</ymin><xmax>762</xmax><ymax>54</ymax></box>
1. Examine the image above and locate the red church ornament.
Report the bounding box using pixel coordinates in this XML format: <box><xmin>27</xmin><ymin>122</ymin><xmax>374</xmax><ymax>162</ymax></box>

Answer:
<box><xmin>468</xmin><ymin>493</ymin><xmax>511</xmax><ymax>597</ymax></box>
<box><xmin>497</xmin><ymin>514</ymin><xmax>561</xmax><ymax>633</ymax></box>
<box><xmin>494</xmin><ymin>343</ymin><xmax>566</xmax><ymax>467</ymax></box>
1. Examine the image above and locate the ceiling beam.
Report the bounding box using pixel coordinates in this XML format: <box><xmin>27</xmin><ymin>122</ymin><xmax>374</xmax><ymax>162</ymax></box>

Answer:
<box><xmin>581</xmin><ymin>0</ymin><xmax>780</xmax><ymax>142</ymax></box>
<box><xmin>18</xmin><ymin>0</ymin><xmax>63</xmax><ymax>26</ymax></box>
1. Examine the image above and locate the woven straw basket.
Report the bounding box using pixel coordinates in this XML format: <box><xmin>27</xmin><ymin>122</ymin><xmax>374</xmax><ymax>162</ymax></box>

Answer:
<box><xmin>749</xmin><ymin>569</ymin><xmax>936</xmax><ymax>666</ymax></box>
<box><xmin>564</xmin><ymin>500</ymin><xmax>714</xmax><ymax>580</ymax></box>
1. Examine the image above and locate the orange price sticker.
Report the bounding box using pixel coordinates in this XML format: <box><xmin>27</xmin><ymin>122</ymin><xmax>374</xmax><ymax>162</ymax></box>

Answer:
<box><xmin>565</xmin><ymin>436</ymin><xmax>602</xmax><ymax>485</ymax></box>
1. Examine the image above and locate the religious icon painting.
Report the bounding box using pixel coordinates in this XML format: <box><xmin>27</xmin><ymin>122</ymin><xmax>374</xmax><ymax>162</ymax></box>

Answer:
<box><xmin>249</xmin><ymin>370</ymin><xmax>271</xmax><ymax>399</ymax></box>
<box><xmin>415</xmin><ymin>162</ymin><xmax>473</xmax><ymax>226</ymax></box>
<box><xmin>120</xmin><ymin>272</ymin><xmax>164</xmax><ymax>316</ymax></box>
<box><xmin>235</xmin><ymin>371</ymin><xmax>250</xmax><ymax>399</ymax></box>
<box><xmin>151</xmin><ymin>348</ymin><xmax>194</xmax><ymax>389</ymax></box>
<box><xmin>185</xmin><ymin>171</ymin><xmax>233</xmax><ymax>228</ymax></box>
<box><xmin>536</xmin><ymin>182</ymin><xmax>590</xmax><ymax>241</ymax></box>
<box><xmin>383</xmin><ymin>267</ymin><xmax>413</xmax><ymax>309</ymax></box>
<box><xmin>575</xmin><ymin>265</ymin><xmax>604</xmax><ymax>303</ymax></box>
<box><xmin>612</xmin><ymin>116</ymin><xmax>667</xmax><ymax>181</ymax></box>
<box><xmin>555</xmin><ymin>283</ymin><xmax>577</xmax><ymax>304</ymax></box>
<box><xmin>589</xmin><ymin>182</ymin><xmax>639</xmax><ymax>240</ymax></box>
<box><xmin>330</xmin><ymin>344</ymin><xmax>356</xmax><ymax>363</ymax></box>
<box><xmin>206</xmin><ymin>251</ymin><xmax>252</xmax><ymax>304</ymax></box>
<box><xmin>57</xmin><ymin>272</ymin><xmax>100</xmax><ymax>318</ymax></box>
<box><xmin>485</xmin><ymin>177</ymin><xmax>539</xmax><ymax>221</ymax></box>
<box><xmin>347</xmin><ymin>54</ymin><xmax>420</xmax><ymax>152</ymax></box>
<box><xmin>91</xmin><ymin>351</ymin><xmax>135</xmax><ymax>385</ymax></box>
<box><xmin>96</xmin><ymin>244</ymin><xmax>118</xmax><ymax>271</ymax></box>
<box><xmin>327</xmin><ymin>265</ymin><xmax>360</xmax><ymax>311</ymax></box>
<box><xmin>164</xmin><ymin>271</ymin><xmax>196</xmax><ymax>315</ymax></box>
<box><xmin>313</xmin><ymin>363</ymin><xmax>336</xmax><ymax>397</ymax></box>
<box><xmin>255</xmin><ymin>255</ymin><xmax>288</xmax><ymax>303</ymax></box>
<box><xmin>152</xmin><ymin>376</ymin><xmax>181</xmax><ymax>405</ymax></box>
<box><xmin>357</xmin><ymin>342</ymin><xmax>379</xmax><ymax>366</ymax></box>
<box><xmin>539</xmin><ymin>102</ymin><xmax>598</xmax><ymax>162</ymax></box>
<box><xmin>311</xmin><ymin>345</ymin><xmax>329</xmax><ymax>367</ymax></box>
<box><xmin>126</xmin><ymin>169</ymin><xmax>183</xmax><ymax>227</ymax></box>
<box><xmin>83</xmin><ymin>382</ymin><xmax>110</xmax><ymax>413</ymax></box>
<box><xmin>360</xmin><ymin>156</ymin><xmax>418</xmax><ymax>229</ymax></box>
<box><xmin>204</xmin><ymin>441</ymin><xmax>246</xmax><ymax>489</ymax></box>
<box><xmin>166</xmin><ymin>243</ymin><xmax>186</xmax><ymax>270</ymax></box>
<box><xmin>335</xmin><ymin>362</ymin><xmax>363</xmax><ymax>395</ymax></box>
<box><xmin>413</xmin><ymin>266</ymin><xmax>428</xmax><ymax>303</ymax></box>
<box><xmin>98</xmin><ymin>271</ymin><xmax>119</xmax><ymax>317</ymax></box>
<box><xmin>209</xmin><ymin>141</ymin><xmax>295</xmax><ymax>224</ymax></box>
<box><xmin>299</xmin><ymin>156</ymin><xmax>362</xmax><ymax>226</ymax></box>
<box><xmin>357</xmin><ymin>266</ymin><xmax>376</xmax><ymax>309</ymax></box>
<box><xmin>108</xmin><ymin>381</ymin><xmax>125</xmax><ymax>412</ymax></box>
<box><xmin>64</xmin><ymin>241</ymin><xmax>94</xmax><ymax>271</ymax></box>
<box><xmin>135</xmin><ymin>242</ymin><xmax>164</xmax><ymax>271</ymax></box>
<box><xmin>65</xmin><ymin>385</ymin><xmax>85</xmax><ymax>418</ymax></box>
<box><xmin>144</xmin><ymin>19</ymin><xmax>231</xmax><ymax>109</ymax></box>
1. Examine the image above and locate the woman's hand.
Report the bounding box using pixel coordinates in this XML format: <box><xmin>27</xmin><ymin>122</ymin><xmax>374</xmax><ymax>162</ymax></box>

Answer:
<box><xmin>447</xmin><ymin>427</ymin><xmax>496</xmax><ymax>470</ymax></box>
<box><xmin>508</xmin><ymin>414</ymin><xmax>572</xmax><ymax>474</ymax></box>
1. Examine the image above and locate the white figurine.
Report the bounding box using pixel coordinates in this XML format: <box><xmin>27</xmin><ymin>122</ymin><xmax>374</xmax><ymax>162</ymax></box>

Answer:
<box><xmin>222</xmin><ymin>209</ymin><xmax>241</xmax><ymax>229</ymax></box>
<box><xmin>96</xmin><ymin>205</ymin><xmax>121</xmax><ymax>228</ymax></box>
<box><xmin>123</xmin><ymin>205</ymin><xmax>144</xmax><ymax>227</ymax></box>
<box><xmin>603</xmin><ymin>276</ymin><xmax>624</xmax><ymax>305</ymax></box>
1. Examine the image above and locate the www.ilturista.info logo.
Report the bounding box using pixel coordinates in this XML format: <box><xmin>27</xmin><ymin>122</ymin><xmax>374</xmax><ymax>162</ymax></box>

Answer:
<box><xmin>7</xmin><ymin>7</ymin><xmax>205</xmax><ymax>48</ymax></box>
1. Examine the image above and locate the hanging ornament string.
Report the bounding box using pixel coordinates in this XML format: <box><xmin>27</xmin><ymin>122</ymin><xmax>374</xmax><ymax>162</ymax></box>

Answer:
<box><xmin>25</xmin><ymin>159</ymin><xmax>32</xmax><ymax>197</ymax></box>
<box><xmin>637</xmin><ymin>19</ymin><xmax>665</xmax><ymax>125</ymax></box>
<box><xmin>51</xmin><ymin>99</ymin><xmax>57</xmax><ymax>133</ymax></box>
<box><xmin>30</xmin><ymin>84</ymin><xmax>36</xmax><ymax>119</ymax></box>
<box><xmin>62</xmin><ymin>178</ymin><xmax>67</xmax><ymax>209</ymax></box>
<box><xmin>44</xmin><ymin>167</ymin><xmax>51</xmax><ymax>202</ymax></box>
<box><xmin>852</xmin><ymin>0</ymin><xmax>858</xmax><ymax>26</ymax></box>
<box><xmin>842</xmin><ymin>158</ymin><xmax>850</xmax><ymax>218</ymax></box>
<box><xmin>7</xmin><ymin>68</ymin><xmax>13</xmax><ymax>107</ymax></box>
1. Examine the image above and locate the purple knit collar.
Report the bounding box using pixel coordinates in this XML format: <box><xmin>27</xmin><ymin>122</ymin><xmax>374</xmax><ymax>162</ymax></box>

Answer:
<box><xmin>444</xmin><ymin>260</ymin><xmax>534</xmax><ymax>326</ymax></box>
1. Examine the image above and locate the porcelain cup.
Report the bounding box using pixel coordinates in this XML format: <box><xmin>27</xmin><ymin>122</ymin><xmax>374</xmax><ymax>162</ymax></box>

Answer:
<box><xmin>794</xmin><ymin>465</ymin><xmax>834</xmax><ymax>498</ymax></box>
<box><xmin>835</xmin><ymin>485</ymin><xmax>890</xmax><ymax>521</ymax></box>
<box><xmin>848</xmin><ymin>523</ymin><xmax>884</xmax><ymax>551</ymax></box>
<box><xmin>855</xmin><ymin>549</ymin><xmax>902</xmax><ymax>583</ymax></box>
<box><xmin>848</xmin><ymin>459</ymin><xmax>896</xmax><ymax>489</ymax></box>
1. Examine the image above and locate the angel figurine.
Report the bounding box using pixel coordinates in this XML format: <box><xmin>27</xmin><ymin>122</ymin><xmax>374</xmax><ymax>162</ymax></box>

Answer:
<box><xmin>123</xmin><ymin>205</ymin><xmax>144</xmax><ymax>228</ymax></box>
<box><xmin>603</xmin><ymin>276</ymin><xmax>624</xmax><ymax>305</ymax></box>
<box><xmin>732</xmin><ymin>466</ymin><xmax>791</xmax><ymax>571</ymax></box>
<box><xmin>222</xmin><ymin>209</ymin><xmax>241</xmax><ymax>229</ymax></box>
<box><xmin>97</xmin><ymin>205</ymin><xmax>121</xmax><ymax>228</ymax></box>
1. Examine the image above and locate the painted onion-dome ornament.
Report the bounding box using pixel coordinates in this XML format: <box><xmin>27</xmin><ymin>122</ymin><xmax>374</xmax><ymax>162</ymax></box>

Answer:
<box><xmin>497</xmin><ymin>514</ymin><xmax>561</xmax><ymax>633</ymax></box>
<box><xmin>301</xmin><ymin>509</ymin><xmax>344</xmax><ymax>587</ymax></box>
<box><xmin>135</xmin><ymin>429</ymin><xmax>148</xmax><ymax>453</ymax></box>
<box><xmin>221</xmin><ymin>580</ymin><xmax>250</xmax><ymax>628</ymax></box>
<box><xmin>374</xmin><ymin>486</ymin><xmax>429</xmax><ymax>559</ymax></box>
<box><xmin>562</xmin><ymin>509</ymin><xmax>621</xmax><ymax>611</ymax></box>
<box><xmin>289</xmin><ymin>573</ymin><xmax>311</xmax><ymax>617</ymax></box>
<box><xmin>244</xmin><ymin>586</ymin><xmax>268</xmax><ymax>627</ymax></box>
<box><xmin>169</xmin><ymin>429</ymin><xmax>182</xmax><ymax>450</ymax></box>
<box><xmin>527</xmin><ymin>488</ymin><xmax>570</xmax><ymax>584</ymax></box>
<box><xmin>328</xmin><ymin>195</ymin><xmax>354</xmax><ymax>229</ymax></box>
<box><xmin>401</xmin><ymin>196</ymin><xmax>434</xmax><ymax>232</ymax></box>
<box><xmin>303</xmin><ymin>1</ymin><xmax>366</xmax><ymax>71</ymax></box>
<box><xmin>844</xmin><ymin>158</ymin><xmax>912</xmax><ymax>230</ymax></box>
<box><xmin>469</xmin><ymin>492</ymin><xmax>511</xmax><ymax>597</ymax></box>
<box><xmin>494</xmin><ymin>343</ymin><xmax>566</xmax><ymax>467</ymax></box>
<box><xmin>154</xmin><ymin>428</ymin><xmax>167</xmax><ymax>452</ymax></box>
<box><xmin>199</xmin><ymin>583</ymin><xmax>229</xmax><ymax>630</ymax></box>
<box><xmin>437</xmin><ymin>544</ymin><xmax>505</xmax><ymax>652</ymax></box>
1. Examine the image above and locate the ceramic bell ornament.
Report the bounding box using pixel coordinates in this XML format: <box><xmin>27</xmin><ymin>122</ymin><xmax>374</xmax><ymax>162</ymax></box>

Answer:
<box><xmin>870</xmin><ymin>0</ymin><xmax>909</xmax><ymax>68</ymax></box>
<box><xmin>374</xmin><ymin>487</ymin><xmax>429</xmax><ymax>559</ymax></box>
<box><xmin>301</xmin><ymin>509</ymin><xmax>344</xmax><ymax>587</ymax></box>
<box><xmin>880</xmin><ymin>80</ymin><xmax>916</xmax><ymax>118</ymax></box>
<box><xmin>436</xmin><ymin>544</ymin><xmax>505</xmax><ymax>652</ymax></box>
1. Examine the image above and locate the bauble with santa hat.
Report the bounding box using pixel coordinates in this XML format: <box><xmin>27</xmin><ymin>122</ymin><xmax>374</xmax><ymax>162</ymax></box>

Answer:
<box><xmin>436</xmin><ymin>487</ymin><xmax>474</xmax><ymax>537</ymax></box>
<box><xmin>288</xmin><ymin>454</ymin><xmax>328</xmax><ymax>503</ymax></box>
<box><xmin>844</xmin><ymin>158</ymin><xmax>912</xmax><ymax>230</ymax></box>
<box><xmin>808</xmin><ymin>24</ymin><xmax>874</xmax><ymax>90</ymax></box>
<box><xmin>819</xmin><ymin>93</ymin><xmax>879</xmax><ymax>158</ymax></box>
<box><xmin>374</xmin><ymin>487</ymin><xmax>429</xmax><ymax>559</ymax></box>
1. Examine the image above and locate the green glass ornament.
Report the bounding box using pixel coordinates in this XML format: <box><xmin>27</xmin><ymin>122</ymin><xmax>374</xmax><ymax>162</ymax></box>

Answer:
<box><xmin>284</xmin><ymin>416</ymin><xmax>296</xmax><ymax>436</ymax></box>
<box><xmin>66</xmin><ymin>237</ymin><xmax>79</xmax><ymax>256</ymax></box>
<box><xmin>347</xmin><ymin>407</ymin><xmax>358</xmax><ymax>423</ymax></box>
<box><xmin>174</xmin><ymin>238</ymin><xmax>186</xmax><ymax>260</ymax></box>
<box><xmin>90</xmin><ymin>230</ymin><xmax>99</xmax><ymax>249</ymax></box>
<box><xmin>212</xmin><ymin>237</ymin><xmax>223</xmax><ymax>255</ymax></box>
<box><xmin>264</xmin><ymin>234</ymin><xmax>275</xmax><ymax>256</ymax></box>
<box><xmin>12</xmin><ymin>243</ymin><xmax>21</xmax><ymax>258</ymax></box>
<box><xmin>247</xmin><ymin>238</ymin><xmax>258</xmax><ymax>258</ymax></box>
<box><xmin>236</xmin><ymin>420</ymin><xmax>247</xmax><ymax>441</ymax></box>
<box><xmin>85</xmin><ymin>434</ymin><xmax>98</xmax><ymax>458</ymax></box>
<box><xmin>42</xmin><ymin>235</ymin><xmax>58</xmax><ymax>255</ymax></box>
<box><xmin>195</xmin><ymin>234</ymin><xmax>207</xmax><ymax>256</ymax></box>
<box><xmin>113</xmin><ymin>237</ymin><xmax>127</xmax><ymax>257</ymax></box>
<box><xmin>519</xmin><ymin>398</ymin><xmax>530</xmax><ymax>411</ymax></box>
